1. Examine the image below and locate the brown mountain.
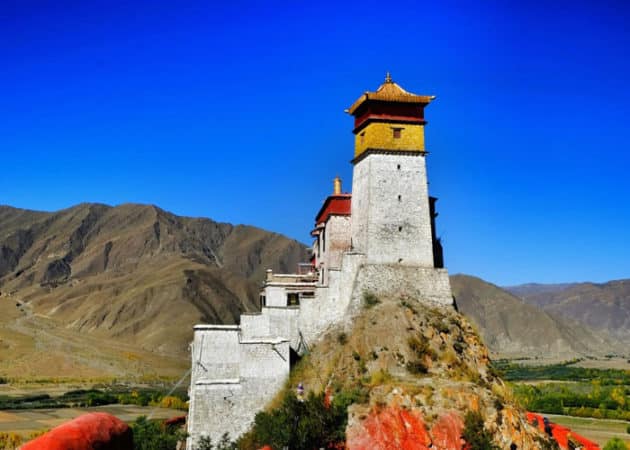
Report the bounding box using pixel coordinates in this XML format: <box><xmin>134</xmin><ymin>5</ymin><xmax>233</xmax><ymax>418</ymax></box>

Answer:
<box><xmin>450</xmin><ymin>274</ymin><xmax>621</xmax><ymax>359</ymax></box>
<box><xmin>505</xmin><ymin>279</ymin><xmax>630</xmax><ymax>345</ymax></box>
<box><xmin>0</xmin><ymin>204</ymin><xmax>308</xmax><ymax>379</ymax></box>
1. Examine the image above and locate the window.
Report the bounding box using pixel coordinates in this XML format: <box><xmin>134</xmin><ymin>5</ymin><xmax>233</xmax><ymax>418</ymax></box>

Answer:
<box><xmin>398</xmin><ymin>226</ymin><xmax>403</xmax><ymax>232</ymax></box>
<box><xmin>393</xmin><ymin>128</ymin><xmax>403</xmax><ymax>139</ymax></box>
<box><xmin>287</xmin><ymin>293</ymin><xmax>300</xmax><ymax>306</ymax></box>
<box><xmin>360</xmin><ymin>132</ymin><xmax>365</xmax><ymax>145</ymax></box>
<box><xmin>398</xmin><ymin>195</ymin><xmax>402</xmax><ymax>202</ymax></box>
<box><xmin>259</xmin><ymin>295</ymin><xmax>266</xmax><ymax>307</ymax></box>
<box><xmin>397</xmin><ymin>164</ymin><xmax>401</xmax><ymax>170</ymax></box>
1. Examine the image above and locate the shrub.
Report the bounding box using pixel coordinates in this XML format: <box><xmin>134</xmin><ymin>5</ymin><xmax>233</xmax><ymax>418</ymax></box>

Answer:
<box><xmin>362</xmin><ymin>291</ymin><xmax>380</xmax><ymax>308</ymax></box>
<box><xmin>86</xmin><ymin>391</ymin><xmax>117</xmax><ymax>407</ymax></box>
<box><xmin>196</xmin><ymin>435</ymin><xmax>213</xmax><ymax>450</ymax></box>
<box><xmin>0</xmin><ymin>432</ymin><xmax>23</xmax><ymax>450</ymax></box>
<box><xmin>461</xmin><ymin>411</ymin><xmax>499</xmax><ymax>450</ymax></box>
<box><xmin>244</xmin><ymin>389</ymin><xmax>364</xmax><ymax>449</ymax></box>
<box><xmin>627</xmin><ymin>424</ymin><xmax>630</xmax><ymax>434</ymax></box>
<box><xmin>603</xmin><ymin>438</ymin><xmax>628</xmax><ymax>450</ymax></box>
<box><xmin>131</xmin><ymin>416</ymin><xmax>186</xmax><ymax>450</ymax></box>
<box><xmin>215</xmin><ymin>432</ymin><xmax>237</xmax><ymax>450</ymax></box>
<box><xmin>534</xmin><ymin>435</ymin><xmax>560</xmax><ymax>450</ymax></box>
<box><xmin>406</xmin><ymin>359</ymin><xmax>429</xmax><ymax>375</ymax></box>
<box><xmin>159</xmin><ymin>395</ymin><xmax>188</xmax><ymax>410</ymax></box>
<box><xmin>408</xmin><ymin>335</ymin><xmax>437</xmax><ymax>361</ymax></box>
<box><xmin>337</xmin><ymin>332</ymin><xmax>348</xmax><ymax>345</ymax></box>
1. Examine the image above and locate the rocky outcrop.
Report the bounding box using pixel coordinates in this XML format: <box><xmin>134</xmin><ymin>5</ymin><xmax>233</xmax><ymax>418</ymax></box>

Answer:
<box><xmin>274</xmin><ymin>293</ymin><xmax>558</xmax><ymax>449</ymax></box>
<box><xmin>20</xmin><ymin>412</ymin><xmax>133</xmax><ymax>450</ymax></box>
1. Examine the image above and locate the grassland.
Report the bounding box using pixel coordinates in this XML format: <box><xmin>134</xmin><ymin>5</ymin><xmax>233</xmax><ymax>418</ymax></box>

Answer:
<box><xmin>495</xmin><ymin>358</ymin><xmax>630</xmax><ymax>447</ymax></box>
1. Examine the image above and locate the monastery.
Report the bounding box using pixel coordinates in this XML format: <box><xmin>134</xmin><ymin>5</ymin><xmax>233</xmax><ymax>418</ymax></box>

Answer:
<box><xmin>186</xmin><ymin>75</ymin><xmax>454</xmax><ymax>447</ymax></box>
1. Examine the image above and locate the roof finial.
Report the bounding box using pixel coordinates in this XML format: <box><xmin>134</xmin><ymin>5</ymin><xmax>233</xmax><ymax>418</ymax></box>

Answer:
<box><xmin>385</xmin><ymin>72</ymin><xmax>393</xmax><ymax>83</ymax></box>
<box><xmin>333</xmin><ymin>176</ymin><xmax>342</xmax><ymax>195</ymax></box>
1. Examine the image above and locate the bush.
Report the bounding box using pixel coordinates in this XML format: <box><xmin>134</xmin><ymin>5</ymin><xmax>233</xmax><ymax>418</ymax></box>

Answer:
<box><xmin>86</xmin><ymin>391</ymin><xmax>117</xmax><ymax>407</ymax></box>
<box><xmin>158</xmin><ymin>395</ymin><xmax>188</xmax><ymax>410</ymax></box>
<box><xmin>131</xmin><ymin>416</ymin><xmax>186</xmax><ymax>450</ymax></box>
<box><xmin>337</xmin><ymin>332</ymin><xmax>348</xmax><ymax>345</ymax></box>
<box><xmin>244</xmin><ymin>388</ymin><xmax>365</xmax><ymax>449</ymax></box>
<box><xmin>603</xmin><ymin>438</ymin><xmax>628</xmax><ymax>450</ymax></box>
<box><xmin>362</xmin><ymin>291</ymin><xmax>380</xmax><ymax>308</ymax></box>
<box><xmin>406</xmin><ymin>359</ymin><xmax>429</xmax><ymax>375</ymax></box>
<box><xmin>461</xmin><ymin>411</ymin><xmax>499</xmax><ymax>450</ymax></box>
<box><xmin>627</xmin><ymin>424</ymin><xmax>630</xmax><ymax>434</ymax></box>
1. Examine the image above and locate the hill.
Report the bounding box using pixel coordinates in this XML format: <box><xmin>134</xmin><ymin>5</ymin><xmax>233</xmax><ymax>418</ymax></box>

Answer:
<box><xmin>0</xmin><ymin>203</ymin><xmax>307</xmax><ymax>379</ymax></box>
<box><xmin>240</xmin><ymin>292</ymin><xmax>556</xmax><ymax>449</ymax></box>
<box><xmin>450</xmin><ymin>274</ymin><xmax>620</xmax><ymax>359</ymax></box>
<box><xmin>505</xmin><ymin>279</ymin><xmax>630</xmax><ymax>346</ymax></box>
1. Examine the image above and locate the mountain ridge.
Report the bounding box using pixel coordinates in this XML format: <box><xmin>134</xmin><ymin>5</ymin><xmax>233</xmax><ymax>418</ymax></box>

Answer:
<box><xmin>0</xmin><ymin>203</ymin><xmax>308</xmax><ymax>378</ymax></box>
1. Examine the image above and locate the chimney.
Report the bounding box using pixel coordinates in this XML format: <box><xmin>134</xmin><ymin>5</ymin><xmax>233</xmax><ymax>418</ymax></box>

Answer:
<box><xmin>333</xmin><ymin>176</ymin><xmax>342</xmax><ymax>195</ymax></box>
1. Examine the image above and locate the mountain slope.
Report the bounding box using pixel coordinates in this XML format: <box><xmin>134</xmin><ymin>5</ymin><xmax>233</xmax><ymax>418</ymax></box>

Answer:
<box><xmin>0</xmin><ymin>203</ymin><xmax>308</xmax><ymax>378</ymax></box>
<box><xmin>506</xmin><ymin>279</ymin><xmax>630</xmax><ymax>345</ymax></box>
<box><xmin>249</xmin><ymin>291</ymin><xmax>555</xmax><ymax>449</ymax></box>
<box><xmin>450</xmin><ymin>274</ymin><xmax>620</xmax><ymax>359</ymax></box>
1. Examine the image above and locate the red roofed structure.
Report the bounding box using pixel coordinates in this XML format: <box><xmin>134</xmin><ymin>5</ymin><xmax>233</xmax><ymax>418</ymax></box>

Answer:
<box><xmin>314</xmin><ymin>194</ymin><xmax>351</xmax><ymax>226</ymax></box>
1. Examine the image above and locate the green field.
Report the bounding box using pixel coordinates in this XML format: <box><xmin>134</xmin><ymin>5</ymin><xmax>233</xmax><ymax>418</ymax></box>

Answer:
<box><xmin>496</xmin><ymin>359</ymin><xmax>630</xmax><ymax>448</ymax></box>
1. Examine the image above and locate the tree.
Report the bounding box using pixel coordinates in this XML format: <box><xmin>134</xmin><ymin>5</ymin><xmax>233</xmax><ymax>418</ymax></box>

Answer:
<box><xmin>131</xmin><ymin>416</ymin><xmax>186</xmax><ymax>450</ymax></box>
<box><xmin>603</xmin><ymin>437</ymin><xmax>628</xmax><ymax>450</ymax></box>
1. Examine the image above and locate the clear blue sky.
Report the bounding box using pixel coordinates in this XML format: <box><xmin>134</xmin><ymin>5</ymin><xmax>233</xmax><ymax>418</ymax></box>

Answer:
<box><xmin>1</xmin><ymin>0</ymin><xmax>629</xmax><ymax>285</ymax></box>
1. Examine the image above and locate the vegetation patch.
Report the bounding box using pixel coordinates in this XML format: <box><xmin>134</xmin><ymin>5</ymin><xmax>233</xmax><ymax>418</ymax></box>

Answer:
<box><xmin>362</xmin><ymin>291</ymin><xmax>380</xmax><ymax>308</ymax></box>
<box><xmin>240</xmin><ymin>389</ymin><xmax>366</xmax><ymax>449</ymax></box>
<box><xmin>0</xmin><ymin>386</ymin><xmax>188</xmax><ymax>411</ymax></box>
<box><xmin>511</xmin><ymin>381</ymin><xmax>630</xmax><ymax>420</ymax></box>
<box><xmin>493</xmin><ymin>359</ymin><xmax>630</xmax><ymax>384</ymax></box>
<box><xmin>461</xmin><ymin>411</ymin><xmax>499</xmax><ymax>450</ymax></box>
<box><xmin>131</xmin><ymin>416</ymin><xmax>187</xmax><ymax>450</ymax></box>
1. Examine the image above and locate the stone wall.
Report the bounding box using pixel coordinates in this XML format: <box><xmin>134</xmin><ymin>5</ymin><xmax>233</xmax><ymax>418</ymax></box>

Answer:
<box><xmin>351</xmin><ymin>153</ymin><xmax>434</xmax><ymax>266</ymax></box>
<box><xmin>345</xmin><ymin>264</ymin><xmax>453</xmax><ymax>322</ymax></box>
<box><xmin>324</xmin><ymin>215</ymin><xmax>351</xmax><ymax>269</ymax></box>
<box><xmin>186</xmin><ymin>327</ymin><xmax>290</xmax><ymax>448</ymax></box>
<box><xmin>298</xmin><ymin>252</ymin><xmax>365</xmax><ymax>346</ymax></box>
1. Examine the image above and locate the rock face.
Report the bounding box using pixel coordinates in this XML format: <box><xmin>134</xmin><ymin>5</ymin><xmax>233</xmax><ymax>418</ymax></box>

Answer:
<box><xmin>20</xmin><ymin>412</ymin><xmax>133</xmax><ymax>450</ymax></box>
<box><xmin>282</xmin><ymin>293</ymin><xmax>556</xmax><ymax>449</ymax></box>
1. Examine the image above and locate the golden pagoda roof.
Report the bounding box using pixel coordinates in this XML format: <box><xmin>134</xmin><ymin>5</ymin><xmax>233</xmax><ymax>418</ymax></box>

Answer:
<box><xmin>346</xmin><ymin>73</ymin><xmax>435</xmax><ymax>115</ymax></box>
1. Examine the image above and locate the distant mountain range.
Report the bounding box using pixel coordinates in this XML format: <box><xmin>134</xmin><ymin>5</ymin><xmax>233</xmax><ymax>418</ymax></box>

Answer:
<box><xmin>504</xmin><ymin>279</ymin><xmax>630</xmax><ymax>347</ymax></box>
<box><xmin>451</xmin><ymin>275</ymin><xmax>626</xmax><ymax>359</ymax></box>
<box><xmin>0</xmin><ymin>203</ymin><xmax>626</xmax><ymax>379</ymax></box>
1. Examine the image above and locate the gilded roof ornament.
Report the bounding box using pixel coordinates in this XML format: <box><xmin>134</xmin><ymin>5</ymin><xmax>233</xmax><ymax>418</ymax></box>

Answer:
<box><xmin>346</xmin><ymin>76</ymin><xmax>434</xmax><ymax>115</ymax></box>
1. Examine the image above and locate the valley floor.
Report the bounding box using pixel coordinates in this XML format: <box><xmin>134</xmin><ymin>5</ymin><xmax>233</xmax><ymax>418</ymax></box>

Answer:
<box><xmin>544</xmin><ymin>413</ymin><xmax>630</xmax><ymax>447</ymax></box>
<box><xmin>0</xmin><ymin>404</ymin><xmax>183</xmax><ymax>438</ymax></box>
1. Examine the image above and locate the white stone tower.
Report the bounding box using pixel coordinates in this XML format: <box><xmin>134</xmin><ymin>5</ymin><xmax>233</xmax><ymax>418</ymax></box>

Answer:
<box><xmin>347</xmin><ymin>73</ymin><xmax>437</xmax><ymax>266</ymax></box>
